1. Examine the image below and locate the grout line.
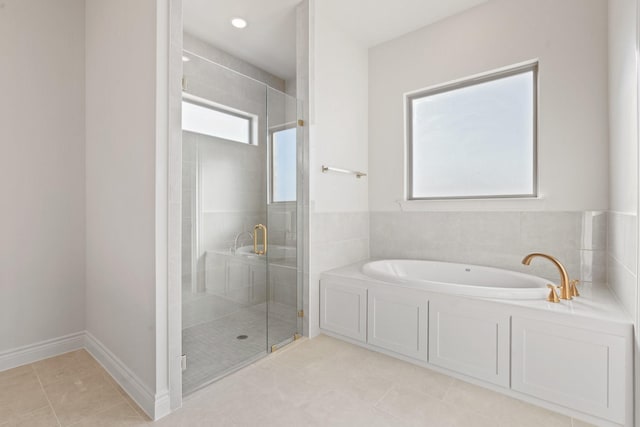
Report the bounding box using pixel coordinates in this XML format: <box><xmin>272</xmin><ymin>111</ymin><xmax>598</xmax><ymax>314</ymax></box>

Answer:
<box><xmin>372</xmin><ymin>384</ymin><xmax>394</xmax><ymax>407</ymax></box>
<box><xmin>33</xmin><ymin>364</ymin><xmax>62</xmax><ymax>427</ymax></box>
<box><xmin>440</xmin><ymin>377</ymin><xmax>455</xmax><ymax>403</ymax></box>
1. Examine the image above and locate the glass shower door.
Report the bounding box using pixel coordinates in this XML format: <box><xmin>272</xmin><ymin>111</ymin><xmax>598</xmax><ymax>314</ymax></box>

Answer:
<box><xmin>266</xmin><ymin>88</ymin><xmax>301</xmax><ymax>352</ymax></box>
<box><xmin>181</xmin><ymin>52</ymin><xmax>302</xmax><ymax>395</ymax></box>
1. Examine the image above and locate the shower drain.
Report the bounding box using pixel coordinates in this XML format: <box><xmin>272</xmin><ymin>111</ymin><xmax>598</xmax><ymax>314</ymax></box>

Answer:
<box><xmin>236</xmin><ymin>335</ymin><xmax>248</xmax><ymax>340</ymax></box>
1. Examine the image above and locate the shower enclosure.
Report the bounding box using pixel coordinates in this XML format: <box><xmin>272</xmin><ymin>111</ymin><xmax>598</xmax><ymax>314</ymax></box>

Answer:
<box><xmin>180</xmin><ymin>52</ymin><xmax>302</xmax><ymax>395</ymax></box>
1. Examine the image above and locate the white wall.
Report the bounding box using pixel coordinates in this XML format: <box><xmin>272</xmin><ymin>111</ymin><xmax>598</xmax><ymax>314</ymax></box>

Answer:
<box><xmin>0</xmin><ymin>0</ymin><xmax>86</xmax><ymax>353</ymax></box>
<box><xmin>609</xmin><ymin>0</ymin><xmax>639</xmax><ymax>216</ymax></box>
<box><xmin>369</xmin><ymin>0</ymin><xmax>609</xmax><ymax>212</ymax></box>
<box><xmin>307</xmin><ymin>0</ymin><xmax>370</xmax><ymax>336</ymax></box>
<box><xmin>85</xmin><ymin>0</ymin><xmax>164</xmax><ymax>412</ymax></box>
<box><xmin>310</xmin><ymin>1</ymin><xmax>369</xmax><ymax>214</ymax></box>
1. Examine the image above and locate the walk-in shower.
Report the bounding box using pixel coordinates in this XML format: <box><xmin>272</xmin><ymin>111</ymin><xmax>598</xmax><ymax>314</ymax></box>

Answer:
<box><xmin>181</xmin><ymin>51</ymin><xmax>302</xmax><ymax>395</ymax></box>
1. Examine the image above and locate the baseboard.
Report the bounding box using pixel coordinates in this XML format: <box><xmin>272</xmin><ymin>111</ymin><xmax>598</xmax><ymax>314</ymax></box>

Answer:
<box><xmin>84</xmin><ymin>331</ymin><xmax>170</xmax><ymax>420</ymax></box>
<box><xmin>0</xmin><ymin>332</ymin><xmax>85</xmax><ymax>372</ymax></box>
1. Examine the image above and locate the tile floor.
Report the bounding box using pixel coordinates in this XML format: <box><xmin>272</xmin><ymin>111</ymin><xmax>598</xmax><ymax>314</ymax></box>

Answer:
<box><xmin>182</xmin><ymin>302</ymin><xmax>296</xmax><ymax>394</ymax></box>
<box><xmin>0</xmin><ymin>349</ymin><xmax>148</xmax><ymax>427</ymax></box>
<box><xmin>0</xmin><ymin>335</ymin><xmax>598</xmax><ymax>427</ymax></box>
<box><xmin>181</xmin><ymin>285</ymin><xmax>298</xmax><ymax>394</ymax></box>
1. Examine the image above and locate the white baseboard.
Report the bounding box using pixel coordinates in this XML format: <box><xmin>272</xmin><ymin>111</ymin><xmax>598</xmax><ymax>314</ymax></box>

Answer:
<box><xmin>0</xmin><ymin>332</ymin><xmax>85</xmax><ymax>372</ymax></box>
<box><xmin>1</xmin><ymin>331</ymin><xmax>170</xmax><ymax>421</ymax></box>
<box><xmin>84</xmin><ymin>331</ymin><xmax>169</xmax><ymax>420</ymax></box>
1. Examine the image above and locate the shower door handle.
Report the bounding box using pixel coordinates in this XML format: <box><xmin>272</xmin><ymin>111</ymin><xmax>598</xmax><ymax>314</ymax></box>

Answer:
<box><xmin>253</xmin><ymin>224</ymin><xmax>267</xmax><ymax>255</ymax></box>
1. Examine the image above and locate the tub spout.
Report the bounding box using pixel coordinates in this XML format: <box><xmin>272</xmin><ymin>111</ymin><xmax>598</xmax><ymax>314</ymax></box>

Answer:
<box><xmin>521</xmin><ymin>253</ymin><xmax>572</xmax><ymax>301</ymax></box>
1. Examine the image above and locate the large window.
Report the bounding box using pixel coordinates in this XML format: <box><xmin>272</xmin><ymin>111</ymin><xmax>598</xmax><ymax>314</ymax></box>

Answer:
<box><xmin>182</xmin><ymin>98</ymin><xmax>254</xmax><ymax>145</ymax></box>
<box><xmin>407</xmin><ymin>63</ymin><xmax>537</xmax><ymax>200</ymax></box>
<box><xmin>271</xmin><ymin>127</ymin><xmax>297</xmax><ymax>203</ymax></box>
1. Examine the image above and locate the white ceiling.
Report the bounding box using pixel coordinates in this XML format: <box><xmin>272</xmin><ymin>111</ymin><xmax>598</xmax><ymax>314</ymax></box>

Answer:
<box><xmin>183</xmin><ymin>0</ymin><xmax>488</xmax><ymax>81</ymax></box>
<box><xmin>323</xmin><ymin>0</ymin><xmax>488</xmax><ymax>48</ymax></box>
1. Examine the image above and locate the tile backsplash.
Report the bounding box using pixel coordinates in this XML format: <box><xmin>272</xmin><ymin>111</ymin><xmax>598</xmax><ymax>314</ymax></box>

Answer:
<box><xmin>370</xmin><ymin>211</ymin><xmax>607</xmax><ymax>284</ymax></box>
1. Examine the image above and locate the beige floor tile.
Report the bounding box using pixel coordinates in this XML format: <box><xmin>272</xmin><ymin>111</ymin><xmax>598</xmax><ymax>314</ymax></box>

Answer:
<box><xmin>442</xmin><ymin>379</ymin><xmax>506</xmax><ymax>417</ymax></box>
<box><xmin>7</xmin><ymin>405</ymin><xmax>59</xmax><ymax>427</ymax></box>
<box><xmin>297</xmin><ymin>390</ymin><xmax>402</xmax><ymax>427</ymax></box>
<box><xmin>151</xmin><ymin>406</ymin><xmax>238</xmax><ymax>427</ymax></box>
<box><xmin>0</xmin><ymin>366</ymin><xmax>35</xmax><ymax>386</ymax></box>
<box><xmin>496</xmin><ymin>395</ymin><xmax>572</xmax><ymax>427</ymax></box>
<box><xmin>261</xmin><ymin>341</ymin><xmax>340</xmax><ymax>373</ymax></box>
<box><xmin>437</xmin><ymin>403</ymin><xmax>498</xmax><ymax>427</ymax></box>
<box><xmin>102</xmin><ymin>374</ymin><xmax>150</xmax><ymax>421</ymax></box>
<box><xmin>1</xmin><ymin>335</ymin><xmax>577</xmax><ymax>427</ymax></box>
<box><xmin>363</xmin><ymin>352</ymin><xmax>453</xmax><ymax>399</ymax></box>
<box><xmin>0</xmin><ymin>366</ymin><xmax>50</xmax><ymax>423</ymax></box>
<box><xmin>283</xmin><ymin>349</ymin><xmax>394</xmax><ymax>405</ymax></box>
<box><xmin>572</xmin><ymin>419</ymin><xmax>598</xmax><ymax>427</ymax></box>
<box><xmin>240</xmin><ymin>364</ymin><xmax>331</xmax><ymax>407</ymax></box>
<box><xmin>375</xmin><ymin>385</ymin><xmax>453</xmax><ymax>427</ymax></box>
<box><xmin>43</xmin><ymin>371</ymin><xmax>127</xmax><ymax>426</ymax></box>
<box><xmin>33</xmin><ymin>350</ymin><xmax>102</xmax><ymax>387</ymax></box>
<box><xmin>68</xmin><ymin>402</ymin><xmax>147</xmax><ymax>427</ymax></box>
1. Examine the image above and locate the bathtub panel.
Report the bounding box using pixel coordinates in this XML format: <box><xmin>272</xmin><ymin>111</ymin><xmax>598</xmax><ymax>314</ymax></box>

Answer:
<box><xmin>512</xmin><ymin>316</ymin><xmax>626</xmax><ymax>424</ymax></box>
<box><xmin>367</xmin><ymin>288</ymin><xmax>428</xmax><ymax>361</ymax></box>
<box><xmin>428</xmin><ymin>299</ymin><xmax>510</xmax><ymax>387</ymax></box>
<box><xmin>320</xmin><ymin>280</ymin><xmax>367</xmax><ymax>342</ymax></box>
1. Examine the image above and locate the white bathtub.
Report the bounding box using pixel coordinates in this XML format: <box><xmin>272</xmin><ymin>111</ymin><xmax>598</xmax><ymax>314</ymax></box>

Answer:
<box><xmin>362</xmin><ymin>259</ymin><xmax>549</xmax><ymax>300</ymax></box>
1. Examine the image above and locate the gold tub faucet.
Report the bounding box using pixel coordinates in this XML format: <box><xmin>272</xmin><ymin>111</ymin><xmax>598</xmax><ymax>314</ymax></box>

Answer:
<box><xmin>521</xmin><ymin>253</ymin><xmax>576</xmax><ymax>301</ymax></box>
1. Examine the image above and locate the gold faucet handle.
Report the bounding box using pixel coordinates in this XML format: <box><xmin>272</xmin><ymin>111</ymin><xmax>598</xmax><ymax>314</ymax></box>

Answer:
<box><xmin>569</xmin><ymin>279</ymin><xmax>580</xmax><ymax>297</ymax></box>
<box><xmin>546</xmin><ymin>284</ymin><xmax>560</xmax><ymax>303</ymax></box>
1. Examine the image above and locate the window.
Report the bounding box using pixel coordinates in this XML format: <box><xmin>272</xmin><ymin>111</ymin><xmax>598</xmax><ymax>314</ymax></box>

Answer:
<box><xmin>271</xmin><ymin>127</ymin><xmax>297</xmax><ymax>202</ymax></box>
<box><xmin>407</xmin><ymin>63</ymin><xmax>537</xmax><ymax>200</ymax></box>
<box><xmin>182</xmin><ymin>99</ymin><xmax>254</xmax><ymax>145</ymax></box>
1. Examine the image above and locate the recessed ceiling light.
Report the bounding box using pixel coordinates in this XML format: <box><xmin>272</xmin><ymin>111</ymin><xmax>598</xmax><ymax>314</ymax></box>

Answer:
<box><xmin>231</xmin><ymin>18</ymin><xmax>247</xmax><ymax>29</ymax></box>
<box><xmin>182</xmin><ymin>55</ymin><xmax>190</xmax><ymax>62</ymax></box>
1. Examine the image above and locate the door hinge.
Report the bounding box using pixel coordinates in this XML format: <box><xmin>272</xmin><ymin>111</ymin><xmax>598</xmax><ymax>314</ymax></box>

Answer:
<box><xmin>181</xmin><ymin>354</ymin><xmax>187</xmax><ymax>371</ymax></box>
<box><xmin>297</xmin><ymin>119</ymin><xmax>304</xmax><ymax>127</ymax></box>
<box><xmin>294</xmin><ymin>333</ymin><xmax>302</xmax><ymax>340</ymax></box>
<box><xmin>297</xmin><ymin>309</ymin><xmax>304</xmax><ymax>318</ymax></box>
<box><xmin>271</xmin><ymin>344</ymin><xmax>278</xmax><ymax>353</ymax></box>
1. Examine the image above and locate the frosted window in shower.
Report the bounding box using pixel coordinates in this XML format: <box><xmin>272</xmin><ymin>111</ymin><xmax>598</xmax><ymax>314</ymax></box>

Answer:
<box><xmin>408</xmin><ymin>64</ymin><xmax>537</xmax><ymax>199</ymax></box>
<box><xmin>182</xmin><ymin>100</ymin><xmax>252</xmax><ymax>144</ymax></box>
<box><xmin>272</xmin><ymin>127</ymin><xmax>296</xmax><ymax>202</ymax></box>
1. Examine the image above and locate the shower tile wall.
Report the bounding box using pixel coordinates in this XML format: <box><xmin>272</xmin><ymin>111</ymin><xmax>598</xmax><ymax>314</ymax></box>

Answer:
<box><xmin>608</xmin><ymin>212</ymin><xmax>638</xmax><ymax>318</ymax></box>
<box><xmin>184</xmin><ymin>33</ymin><xmax>286</xmax><ymax>93</ymax></box>
<box><xmin>181</xmin><ymin>135</ymin><xmax>196</xmax><ymax>287</ymax></box>
<box><xmin>308</xmin><ymin>211</ymin><xmax>370</xmax><ymax>334</ymax></box>
<box><xmin>370</xmin><ymin>211</ymin><xmax>607</xmax><ymax>284</ymax></box>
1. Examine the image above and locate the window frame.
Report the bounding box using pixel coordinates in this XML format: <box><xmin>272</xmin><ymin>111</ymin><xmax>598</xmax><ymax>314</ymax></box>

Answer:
<box><xmin>406</xmin><ymin>62</ymin><xmax>539</xmax><ymax>201</ymax></box>
<box><xmin>182</xmin><ymin>93</ymin><xmax>257</xmax><ymax>146</ymax></box>
<box><xmin>269</xmin><ymin>123</ymin><xmax>298</xmax><ymax>204</ymax></box>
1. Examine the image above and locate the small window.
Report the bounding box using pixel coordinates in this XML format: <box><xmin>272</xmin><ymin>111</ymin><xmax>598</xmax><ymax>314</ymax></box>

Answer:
<box><xmin>407</xmin><ymin>63</ymin><xmax>537</xmax><ymax>200</ymax></box>
<box><xmin>271</xmin><ymin>127</ymin><xmax>297</xmax><ymax>202</ymax></box>
<box><xmin>182</xmin><ymin>99</ymin><xmax>254</xmax><ymax>145</ymax></box>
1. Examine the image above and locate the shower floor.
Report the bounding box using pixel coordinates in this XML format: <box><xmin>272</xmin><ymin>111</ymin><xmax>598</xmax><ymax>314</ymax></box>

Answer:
<box><xmin>182</xmin><ymin>292</ymin><xmax>297</xmax><ymax>395</ymax></box>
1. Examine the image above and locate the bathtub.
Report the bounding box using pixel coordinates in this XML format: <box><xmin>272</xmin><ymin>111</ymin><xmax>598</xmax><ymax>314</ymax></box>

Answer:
<box><xmin>361</xmin><ymin>259</ymin><xmax>549</xmax><ymax>300</ymax></box>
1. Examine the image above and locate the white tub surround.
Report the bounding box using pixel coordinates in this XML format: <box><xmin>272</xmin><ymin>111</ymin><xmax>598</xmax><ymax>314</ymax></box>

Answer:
<box><xmin>370</xmin><ymin>211</ymin><xmax>607</xmax><ymax>285</ymax></box>
<box><xmin>320</xmin><ymin>261</ymin><xmax>633</xmax><ymax>427</ymax></box>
